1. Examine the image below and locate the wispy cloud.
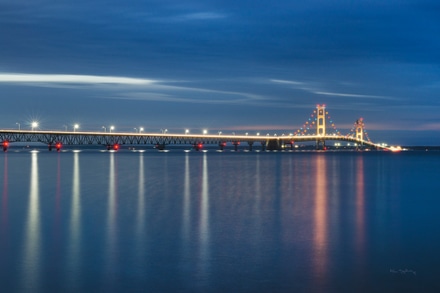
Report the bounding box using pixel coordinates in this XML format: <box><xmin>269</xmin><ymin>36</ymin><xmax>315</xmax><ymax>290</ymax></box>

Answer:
<box><xmin>181</xmin><ymin>12</ymin><xmax>227</xmax><ymax>20</ymax></box>
<box><xmin>271</xmin><ymin>79</ymin><xmax>395</xmax><ymax>100</ymax></box>
<box><xmin>270</xmin><ymin>79</ymin><xmax>304</xmax><ymax>86</ymax></box>
<box><xmin>270</xmin><ymin>78</ymin><xmax>321</xmax><ymax>93</ymax></box>
<box><xmin>106</xmin><ymin>84</ymin><xmax>267</xmax><ymax>105</ymax></box>
<box><xmin>313</xmin><ymin>91</ymin><xmax>395</xmax><ymax>100</ymax></box>
<box><xmin>0</xmin><ymin>72</ymin><xmax>276</xmax><ymax>106</ymax></box>
<box><xmin>0</xmin><ymin>73</ymin><xmax>156</xmax><ymax>85</ymax></box>
<box><xmin>152</xmin><ymin>11</ymin><xmax>228</xmax><ymax>23</ymax></box>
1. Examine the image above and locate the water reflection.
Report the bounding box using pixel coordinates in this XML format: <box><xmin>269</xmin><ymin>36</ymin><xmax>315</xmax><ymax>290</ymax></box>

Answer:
<box><xmin>197</xmin><ymin>153</ymin><xmax>210</xmax><ymax>281</ymax></box>
<box><xmin>67</xmin><ymin>151</ymin><xmax>81</xmax><ymax>286</ymax></box>
<box><xmin>55</xmin><ymin>154</ymin><xmax>61</xmax><ymax>229</ymax></box>
<box><xmin>1</xmin><ymin>155</ymin><xmax>8</xmax><ymax>235</ymax></box>
<box><xmin>313</xmin><ymin>154</ymin><xmax>328</xmax><ymax>284</ymax></box>
<box><xmin>253</xmin><ymin>154</ymin><xmax>261</xmax><ymax>230</ymax></box>
<box><xmin>136</xmin><ymin>152</ymin><xmax>145</xmax><ymax>241</ymax></box>
<box><xmin>355</xmin><ymin>155</ymin><xmax>365</xmax><ymax>270</ymax></box>
<box><xmin>104</xmin><ymin>152</ymin><xmax>118</xmax><ymax>286</ymax></box>
<box><xmin>21</xmin><ymin>152</ymin><xmax>41</xmax><ymax>290</ymax></box>
<box><xmin>135</xmin><ymin>152</ymin><xmax>146</xmax><ymax>268</ymax></box>
<box><xmin>182</xmin><ymin>153</ymin><xmax>191</xmax><ymax>241</ymax></box>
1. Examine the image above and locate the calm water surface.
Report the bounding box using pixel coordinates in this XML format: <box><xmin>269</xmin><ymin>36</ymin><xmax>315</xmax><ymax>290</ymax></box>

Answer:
<box><xmin>0</xmin><ymin>149</ymin><xmax>439</xmax><ymax>292</ymax></box>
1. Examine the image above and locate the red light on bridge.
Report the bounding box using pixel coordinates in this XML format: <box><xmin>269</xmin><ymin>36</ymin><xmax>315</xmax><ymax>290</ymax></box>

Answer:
<box><xmin>2</xmin><ymin>141</ymin><xmax>9</xmax><ymax>152</ymax></box>
<box><xmin>194</xmin><ymin>143</ymin><xmax>203</xmax><ymax>151</ymax></box>
<box><xmin>55</xmin><ymin>142</ymin><xmax>62</xmax><ymax>151</ymax></box>
<box><xmin>113</xmin><ymin>144</ymin><xmax>120</xmax><ymax>150</ymax></box>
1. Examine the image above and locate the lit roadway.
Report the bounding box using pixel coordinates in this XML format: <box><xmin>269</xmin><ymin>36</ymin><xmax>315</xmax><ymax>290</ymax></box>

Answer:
<box><xmin>0</xmin><ymin>129</ymin><xmax>391</xmax><ymax>151</ymax></box>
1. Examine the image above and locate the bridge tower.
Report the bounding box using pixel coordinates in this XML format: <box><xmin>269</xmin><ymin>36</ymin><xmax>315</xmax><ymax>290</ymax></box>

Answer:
<box><xmin>316</xmin><ymin>104</ymin><xmax>326</xmax><ymax>149</ymax></box>
<box><xmin>355</xmin><ymin>118</ymin><xmax>364</xmax><ymax>142</ymax></box>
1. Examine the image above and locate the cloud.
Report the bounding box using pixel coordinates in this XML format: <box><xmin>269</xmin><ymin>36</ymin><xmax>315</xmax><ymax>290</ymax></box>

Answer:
<box><xmin>151</xmin><ymin>11</ymin><xmax>228</xmax><ymax>23</ymax></box>
<box><xmin>271</xmin><ymin>79</ymin><xmax>395</xmax><ymax>100</ymax></box>
<box><xmin>313</xmin><ymin>91</ymin><xmax>395</xmax><ymax>100</ymax></box>
<box><xmin>181</xmin><ymin>12</ymin><xmax>227</xmax><ymax>20</ymax></box>
<box><xmin>270</xmin><ymin>79</ymin><xmax>304</xmax><ymax>86</ymax></box>
<box><xmin>0</xmin><ymin>73</ymin><xmax>156</xmax><ymax>85</ymax></box>
<box><xmin>104</xmin><ymin>84</ymin><xmax>267</xmax><ymax>105</ymax></box>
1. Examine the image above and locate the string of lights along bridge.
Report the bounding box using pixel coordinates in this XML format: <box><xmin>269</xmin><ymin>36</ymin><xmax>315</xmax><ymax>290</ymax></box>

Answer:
<box><xmin>0</xmin><ymin>105</ymin><xmax>401</xmax><ymax>152</ymax></box>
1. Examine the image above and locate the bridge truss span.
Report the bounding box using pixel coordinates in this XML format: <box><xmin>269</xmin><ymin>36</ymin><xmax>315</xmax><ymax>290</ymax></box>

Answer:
<box><xmin>0</xmin><ymin>129</ymin><xmax>384</xmax><ymax>152</ymax></box>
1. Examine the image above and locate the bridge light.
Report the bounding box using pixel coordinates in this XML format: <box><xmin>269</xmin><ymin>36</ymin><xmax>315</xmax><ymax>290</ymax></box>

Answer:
<box><xmin>56</xmin><ymin>142</ymin><xmax>62</xmax><ymax>151</ymax></box>
<box><xmin>140</xmin><ymin>127</ymin><xmax>144</xmax><ymax>133</ymax></box>
<box><xmin>203</xmin><ymin>129</ymin><xmax>207</xmax><ymax>135</ymax></box>
<box><xmin>2</xmin><ymin>141</ymin><xmax>9</xmax><ymax>152</ymax></box>
<box><xmin>185</xmin><ymin>129</ymin><xmax>189</xmax><ymax>134</ymax></box>
<box><xmin>74</xmin><ymin>124</ymin><xmax>79</xmax><ymax>132</ymax></box>
<box><xmin>31</xmin><ymin>121</ymin><xmax>38</xmax><ymax>131</ymax></box>
<box><xmin>113</xmin><ymin>143</ymin><xmax>119</xmax><ymax>150</ymax></box>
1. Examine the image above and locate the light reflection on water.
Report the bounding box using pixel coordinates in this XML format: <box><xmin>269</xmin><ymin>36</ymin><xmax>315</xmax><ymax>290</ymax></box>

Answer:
<box><xmin>104</xmin><ymin>152</ymin><xmax>118</xmax><ymax>289</ymax></box>
<box><xmin>21</xmin><ymin>152</ymin><xmax>41</xmax><ymax>291</ymax></box>
<box><xmin>67</xmin><ymin>151</ymin><xmax>81</xmax><ymax>287</ymax></box>
<box><xmin>1</xmin><ymin>155</ymin><xmax>7</xmax><ymax>235</ymax></box>
<box><xmin>355</xmin><ymin>155</ymin><xmax>366</xmax><ymax>273</ymax></box>
<box><xmin>313</xmin><ymin>154</ymin><xmax>328</xmax><ymax>287</ymax></box>
<box><xmin>0</xmin><ymin>150</ymin><xmax>439</xmax><ymax>292</ymax></box>
<box><xmin>197</xmin><ymin>153</ymin><xmax>210</xmax><ymax>284</ymax></box>
<box><xmin>135</xmin><ymin>152</ymin><xmax>145</xmax><ymax>261</ymax></box>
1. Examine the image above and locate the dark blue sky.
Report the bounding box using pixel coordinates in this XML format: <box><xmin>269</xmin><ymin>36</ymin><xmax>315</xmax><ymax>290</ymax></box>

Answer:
<box><xmin>1</xmin><ymin>0</ymin><xmax>439</xmax><ymax>145</ymax></box>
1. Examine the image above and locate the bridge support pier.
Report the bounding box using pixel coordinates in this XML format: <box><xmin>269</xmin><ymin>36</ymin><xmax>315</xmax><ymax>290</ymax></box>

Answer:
<box><xmin>193</xmin><ymin>143</ymin><xmax>203</xmax><ymax>151</ymax></box>
<box><xmin>233</xmin><ymin>141</ymin><xmax>240</xmax><ymax>151</ymax></box>
<box><xmin>155</xmin><ymin>143</ymin><xmax>166</xmax><ymax>150</ymax></box>
<box><xmin>316</xmin><ymin>139</ymin><xmax>326</xmax><ymax>150</ymax></box>
<box><xmin>48</xmin><ymin>143</ymin><xmax>53</xmax><ymax>151</ymax></box>
<box><xmin>219</xmin><ymin>142</ymin><xmax>226</xmax><ymax>151</ymax></box>
<box><xmin>261</xmin><ymin>142</ymin><xmax>266</xmax><ymax>151</ymax></box>
<box><xmin>248</xmin><ymin>142</ymin><xmax>253</xmax><ymax>151</ymax></box>
<box><xmin>266</xmin><ymin>139</ymin><xmax>280</xmax><ymax>151</ymax></box>
<box><xmin>2</xmin><ymin>141</ymin><xmax>9</xmax><ymax>152</ymax></box>
<box><xmin>284</xmin><ymin>140</ymin><xmax>294</xmax><ymax>150</ymax></box>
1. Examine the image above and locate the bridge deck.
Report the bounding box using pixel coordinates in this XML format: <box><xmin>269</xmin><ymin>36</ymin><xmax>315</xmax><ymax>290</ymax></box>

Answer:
<box><xmin>0</xmin><ymin>129</ymin><xmax>382</xmax><ymax>150</ymax></box>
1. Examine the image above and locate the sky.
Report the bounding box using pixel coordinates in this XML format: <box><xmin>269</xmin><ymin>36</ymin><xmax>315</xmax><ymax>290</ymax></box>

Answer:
<box><xmin>1</xmin><ymin>0</ymin><xmax>439</xmax><ymax>145</ymax></box>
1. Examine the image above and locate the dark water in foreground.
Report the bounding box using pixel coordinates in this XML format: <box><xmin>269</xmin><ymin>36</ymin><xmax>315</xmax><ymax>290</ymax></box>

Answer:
<box><xmin>0</xmin><ymin>149</ymin><xmax>439</xmax><ymax>292</ymax></box>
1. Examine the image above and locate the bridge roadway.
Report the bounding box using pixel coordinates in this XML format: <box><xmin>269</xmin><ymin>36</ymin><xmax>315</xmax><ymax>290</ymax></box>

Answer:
<box><xmin>0</xmin><ymin>129</ymin><xmax>384</xmax><ymax>151</ymax></box>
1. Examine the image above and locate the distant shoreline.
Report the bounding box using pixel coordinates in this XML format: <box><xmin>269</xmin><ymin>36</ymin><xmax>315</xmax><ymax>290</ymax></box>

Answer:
<box><xmin>403</xmin><ymin>146</ymin><xmax>440</xmax><ymax>151</ymax></box>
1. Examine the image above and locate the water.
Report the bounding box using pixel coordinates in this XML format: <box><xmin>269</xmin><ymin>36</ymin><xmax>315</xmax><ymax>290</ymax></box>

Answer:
<box><xmin>0</xmin><ymin>149</ymin><xmax>439</xmax><ymax>292</ymax></box>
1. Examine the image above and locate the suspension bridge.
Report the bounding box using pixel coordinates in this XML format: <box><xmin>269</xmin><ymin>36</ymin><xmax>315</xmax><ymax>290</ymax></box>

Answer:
<box><xmin>0</xmin><ymin>105</ymin><xmax>398</xmax><ymax>152</ymax></box>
